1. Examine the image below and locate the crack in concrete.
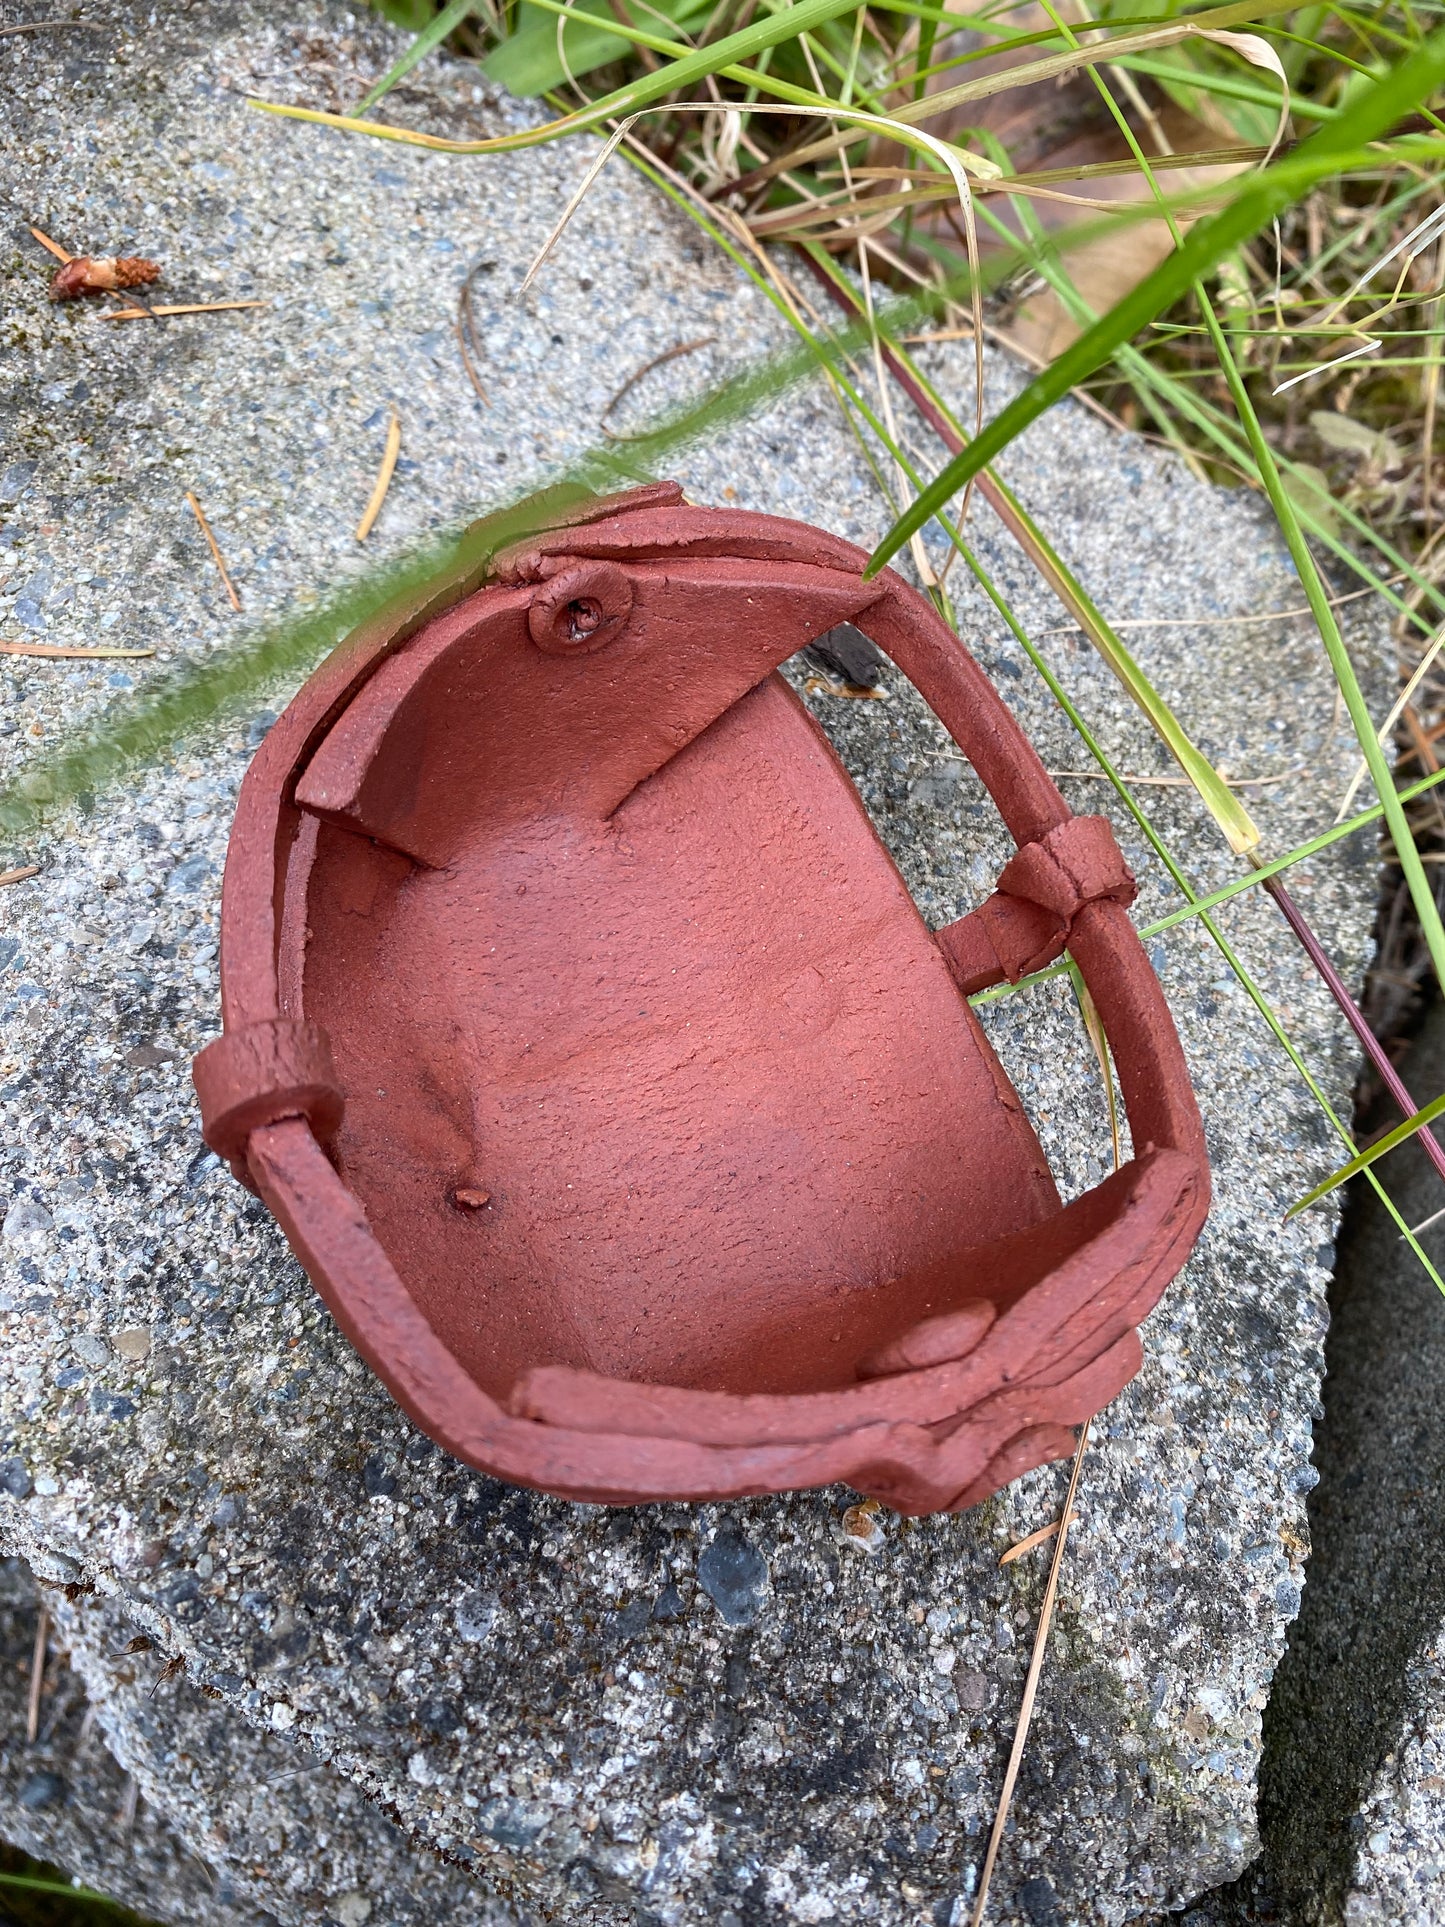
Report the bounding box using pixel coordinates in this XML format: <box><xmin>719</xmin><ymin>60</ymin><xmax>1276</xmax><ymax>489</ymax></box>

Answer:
<box><xmin>1176</xmin><ymin>1001</ymin><xmax>1445</xmax><ymax>1927</ymax></box>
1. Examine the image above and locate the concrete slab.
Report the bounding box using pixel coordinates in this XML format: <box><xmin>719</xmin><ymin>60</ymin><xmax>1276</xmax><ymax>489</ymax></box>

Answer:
<box><xmin>0</xmin><ymin>3</ymin><xmax>1385</xmax><ymax>1921</ymax></box>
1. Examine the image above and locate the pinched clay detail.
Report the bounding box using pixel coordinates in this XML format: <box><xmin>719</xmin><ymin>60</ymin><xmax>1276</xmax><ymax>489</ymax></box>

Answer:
<box><xmin>194</xmin><ymin>1019</ymin><xmax>344</xmax><ymax>1194</ymax></box>
<box><xmin>947</xmin><ymin>815</ymin><xmax>1140</xmax><ymax>986</ymax></box>
<box><xmin>526</xmin><ymin>561</ymin><xmax>634</xmax><ymax>655</ymax></box>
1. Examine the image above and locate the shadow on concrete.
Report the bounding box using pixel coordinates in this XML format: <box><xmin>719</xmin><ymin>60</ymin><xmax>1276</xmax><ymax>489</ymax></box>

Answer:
<box><xmin>1180</xmin><ymin>1000</ymin><xmax>1445</xmax><ymax>1926</ymax></box>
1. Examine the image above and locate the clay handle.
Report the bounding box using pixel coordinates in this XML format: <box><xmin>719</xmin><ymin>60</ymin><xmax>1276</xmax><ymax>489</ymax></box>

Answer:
<box><xmin>858</xmin><ymin>583</ymin><xmax>1206</xmax><ymax>1173</ymax></box>
<box><xmin>193</xmin><ymin>1019</ymin><xmax>344</xmax><ymax>1193</ymax></box>
<box><xmin>936</xmin><ymin>815</ymin><xmax>1138</xmax><ymax>991</ymax></box>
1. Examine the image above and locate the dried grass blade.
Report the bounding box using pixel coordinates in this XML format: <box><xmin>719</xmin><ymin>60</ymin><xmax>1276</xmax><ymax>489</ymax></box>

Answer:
<box><xmin>986</xmin><ymin>480</ymin><xmax>1260</xmax><ymax>853</ymax></box>
<box><xmin>797</xmin><ymin>252</ymin><xmax>1261</xmax><ymax>854</ymax></box>
<box><xmin>1336</xmin><ymin>621</ymin><xmax>1445</xmax><ymax>821</ymax></box>
<box><xmin>722</xmin><ymin>0</ymin><xmax>1304</xmax><ymax>192</ymax></box>
<box><xmin>527</xmin><ymin>95</ymin><xmax>994</xmax><ymax>292</ymax></box>
<box><xmin>1272</xmin><ymin>333</ymin><xmax>1380</xmax><ymax>395</ymax></box>
<box><xmin>1073</xmin><ymin>970</ymin><xmax>1122</xmax><ymax>1170</ymax></box>
<box><xmin>1194</xmin><ymin>28</ymin><xmax>1291</xmax><ymax>166</ymax></box>
<box><xmin>1311</xmin><ymin>200</ymin><xmax>1445</xmax><ymax>334</ymax></box>
<box><xmin>1206</xmin><ymin>318</ymin><xmax>1445</xmax><ymax>997</ymax></box>
<box><xmin>522</xmin><ymin>122</ymin><xmax>633</xmax><ymax>291</ymax></box>
<box><xmin>521</xmin><ymin>98</ymin><xmax>992</xmax><ymax>403</ymax></box>
<box><xmin>969</xmin><ymin>1421</ymin><xmax>1091</xmax><ymax>1925</ymax></box>
<box><xmin>865</xmin><ymin>32</ymin><xmax>1445</xmax><ymax>576</ymax></box>
<box><xmin>355</xmin><ymin>413</ymin><xmax>402</xmax><ymax>543</ymax></box>
<box><xmin>0</xmin><ymin>641</ymin><xmax>155</xmax><ymax>659</ymax></box>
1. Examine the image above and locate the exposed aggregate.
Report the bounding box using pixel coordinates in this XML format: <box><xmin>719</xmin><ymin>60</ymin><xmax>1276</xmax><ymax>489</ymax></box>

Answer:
<box><xmin>0</xmin><ymin>1555</ymin><xmax>247</xmax><ymax>1926</ymax></box>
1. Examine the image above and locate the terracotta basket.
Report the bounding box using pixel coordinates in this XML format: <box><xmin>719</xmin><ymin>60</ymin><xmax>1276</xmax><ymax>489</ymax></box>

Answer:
<box><xmin>194</xmin><ymin>483</ymin><xmax>1208</xmax><ymax>1515</ymax></box>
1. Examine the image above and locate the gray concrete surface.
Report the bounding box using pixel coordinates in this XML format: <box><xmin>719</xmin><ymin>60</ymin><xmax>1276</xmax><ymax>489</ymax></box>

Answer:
<box><xmin>0</xmin><ymin>1</ymin><xmax>1390</xmax><ymax>1921</ymax></box>
<box><xmin>1</xmin><ymin>1551</ymin><xmax>520</xmax><ymax>1926</ymax></box>
<box><xmin>0</xmin><ymin>1555</ymin><xmax>246</xmax><ymax>1926</ymax></box>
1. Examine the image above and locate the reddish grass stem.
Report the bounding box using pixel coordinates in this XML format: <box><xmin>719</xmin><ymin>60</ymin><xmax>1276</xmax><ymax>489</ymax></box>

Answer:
<box><xmin>1263</xmin><ymin>873</ymin><xmax>1445</xmax><ymax>1188</ymax></box>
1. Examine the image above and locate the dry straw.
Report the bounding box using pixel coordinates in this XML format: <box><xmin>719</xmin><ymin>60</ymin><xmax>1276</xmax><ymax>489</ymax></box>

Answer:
<box><xmin>356</xmin><ymin>413</ymin><xmax>403</xmax><ymax>542</ymax></box>
<box><xmin>186</xmin><ymin>490</ymin><xmax>243</xmax><ymax>612</ymax></box>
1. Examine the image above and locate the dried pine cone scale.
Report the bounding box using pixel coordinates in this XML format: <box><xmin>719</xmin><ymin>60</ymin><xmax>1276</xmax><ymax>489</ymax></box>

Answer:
<box><xmin>50</xmin><ymin>255</ymin><xmax>161</xmax><ymax>301</ymax></box>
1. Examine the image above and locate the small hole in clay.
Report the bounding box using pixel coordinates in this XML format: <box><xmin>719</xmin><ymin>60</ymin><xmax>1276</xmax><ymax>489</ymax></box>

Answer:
<box><xmin>565</xmin><ymin>596</ymin><xmax>604</xmax><ymax>640</ymax></box>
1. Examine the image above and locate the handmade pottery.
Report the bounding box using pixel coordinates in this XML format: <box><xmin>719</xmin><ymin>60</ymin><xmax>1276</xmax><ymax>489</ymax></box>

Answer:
<box><xmin>194</xmin><ymin>482</ymin><xmax>1209</xmax><ymax>1514</ymax></box>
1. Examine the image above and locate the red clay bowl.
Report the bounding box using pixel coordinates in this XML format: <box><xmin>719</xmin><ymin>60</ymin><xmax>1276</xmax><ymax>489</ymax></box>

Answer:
<box><xmin>193</xmin><ymin>483</ymin><xmax>1208</xmax><ymax>1515</ymax></box>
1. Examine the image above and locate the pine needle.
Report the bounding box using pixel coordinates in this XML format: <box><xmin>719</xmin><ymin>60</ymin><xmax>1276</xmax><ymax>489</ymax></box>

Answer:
<box><xmin>186</xmin><ymin>489</ymin><xmax>242</xmax><ymax>612</ymax></box>
<box><xmin>969</xmin><ymin>1423</ymin><xmax>1092</xmax><ymax>1926</ymax></box>
<box><xmin>27</xmin><ymin>224</ymin><xmax>71</xmax><ymax>263</ymax></box>
<box><xmin>0</xmin><ymin>641</ymin><xmax>154</xmax><ymax>659</ymax></box>
<box><xmin>98</xmin><ymin>300</ymin><xmax>268</xmax><ymax>321</ymax></box>
<box><xmin>26</xmin><ymin>1606</ymin><xmax>48</xmax><ymax>1746</ymax></box>
<box><xmin>0</xmin><ymin>19</ymin><xmax>105</xmax><ymax>35</ymax></box>
<box><xmin>999</xmin><ymin>1517</ymin><xmax>1065</xmax><ymax>1566</ymax></box>
<box><xmin>356</xmin><ymin>412</ymin><xmax>402</xmax><ymax>542</ymax></box>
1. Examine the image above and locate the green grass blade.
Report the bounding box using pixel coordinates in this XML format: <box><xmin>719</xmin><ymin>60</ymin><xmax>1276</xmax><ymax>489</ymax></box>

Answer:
<box><xmin>951</xmin><ymin>539</ymin><xmax>1445</xmax><ymax>1283</ymax></box>
<box><xmin>484</xmin><ymin>0</ymin><xmax>903</xmax><ymax>118</ymax></box>
<box><xmin>936</xmin><ymin>480</ymin><xmax>1444</xmax><ymax>1288</ymax></box>
<box><xmin>1289</xmin><ymin>1090</ymin><xmax>1445</xmax><ymax>1218</ymax></box>
<box><xmin>1063</xmin><ymin>28</ymin><xmax>1445</xmax><ymax>1004</ymax></box>
<box><xmin>947</xmin><ymin>172</ymin><xmax>1445</xmax><ymax>636</ymax></box>
<box><xmin>731</xmin><ymin>0</ymin><xmax>1309</xmax><ymax>183</ymax></box>
<box><xmin>353</xmin><ymin>0</ymin><xmax>480</xmax><ymax>115</ymax></box>
<box><xmin>1200</xmin><ymin>298</ymin><xmax>1445</xmax><ymax>994</ymax></box>
<box><xmin>484</xmin><ymin>0</ymin><xmax>712</xmax><ymax>96</ymax></box>
<box><xmin>983</xmin><ymin>474</ymin><xmax>1261</xmax><ymax>853</ymax></box>
<box><xmin>1062</xmin><ymin>22</ymin><xmax>1445</xmax><ymax>997</ymax></box>
<box><xmin>1112</xmin><ymin>49</ymin><xmax>1337</xmax><ymax>120</ymax></box>
<box><xmin>972</xmin><ymin>764</ymin><xmax>1445</xmax><ymax>1000</ymax></box>
<box><xmin>0</xmin><ymin>305</ymin><xmax>908</xmax><ymax>840</ymax></box>
<box><xmin>796</xmin><ymin>242</ymin><xmax>1261</xmax><ymax>851</ymax></box>
<box><xmin>0</xmin><ymin>1871</ymin><xmax>122</xmax><ymax>1904</ymax></box>
<box><xmin>864</xmin><ymin>28</ymin><xmax>1445</xmax><ymax>576</ymax></box>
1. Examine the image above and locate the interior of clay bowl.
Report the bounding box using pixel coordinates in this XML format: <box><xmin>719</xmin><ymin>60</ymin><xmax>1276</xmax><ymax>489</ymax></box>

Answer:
<box><xmin>280</xmin><ymin>580</ymin><xmax>1067</xmax><ymax>1401</ymax></box>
